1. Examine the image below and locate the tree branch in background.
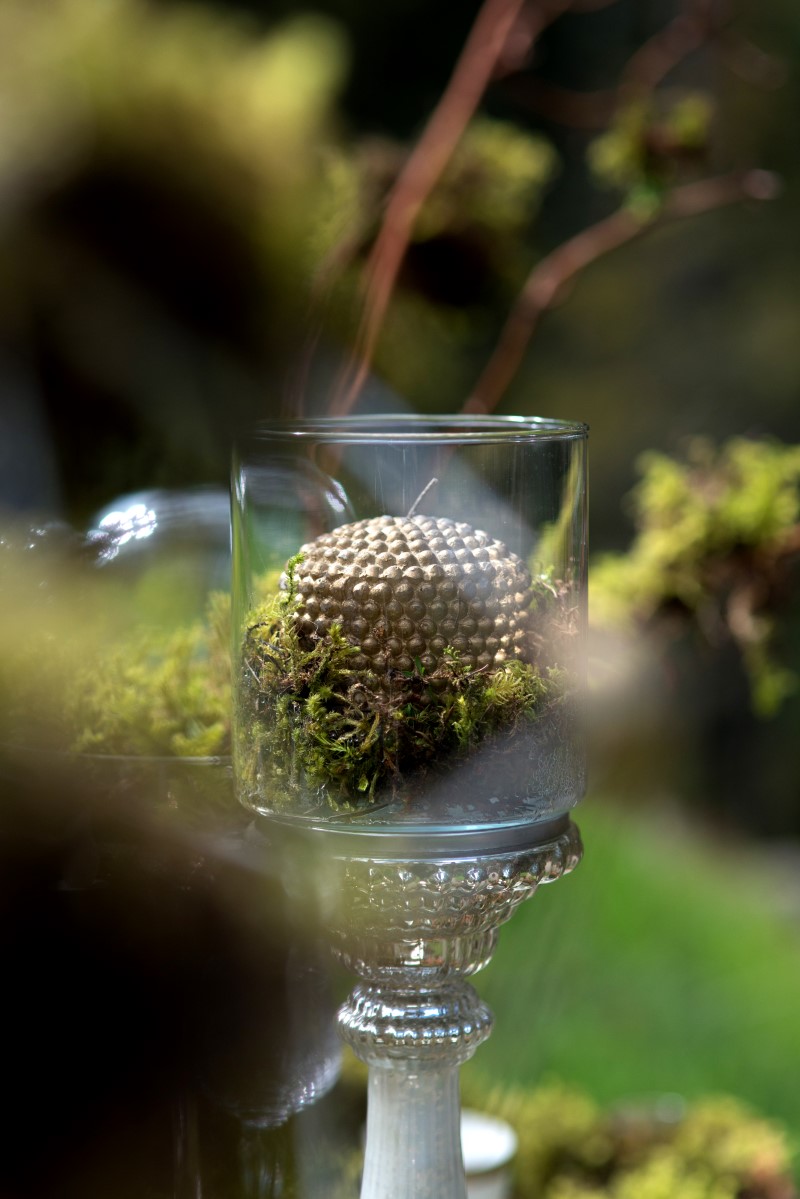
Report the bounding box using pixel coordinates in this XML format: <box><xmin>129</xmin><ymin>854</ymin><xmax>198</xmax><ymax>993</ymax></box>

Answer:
<box><xmin>504</xmin><ymin>77</ymin><xmax>616</xmax><ymax>127</ymax></box>
<box><xmin>717</xmin><ymin>30</ymin><xmax>788</xmax><ymax>91</ymax></box>
<box><xmin>506</xmin><ymin>0</ymin><xmax>784</xmax><ymax>130</ymax></box>
<box><xmin>328</xmin><ymin>0</ymin><xmax>570</xmax><ymax>418</ymax></box>
<box><xmin>314</xmin><ymin>0</ymin><xmax>783</xmax><ymax>422</ymax></box>
<box><xmin>620</xmin><ymin>0</ymin><xmax>715</xmax><ymax>97</ymax></box>
<box><xmin>463</xmin><ymin>168</ymin><xmax>779</xmax><ymax>415</ymax></box>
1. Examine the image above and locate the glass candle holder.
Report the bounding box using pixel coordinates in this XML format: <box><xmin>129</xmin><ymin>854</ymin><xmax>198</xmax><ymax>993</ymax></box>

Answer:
<box><xmin>232</xmin><ymin>414</ymin><xmax>587</xmax><ymax>852</ymax></box>
<box><xmin>232</xmin><ymin>415</ymin><xmax>588</xmax><ymax>1199</ymax></box>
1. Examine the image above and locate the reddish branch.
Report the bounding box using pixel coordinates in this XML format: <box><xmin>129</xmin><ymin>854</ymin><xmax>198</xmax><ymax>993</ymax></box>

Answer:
<box><xmin>717</xmin><ymin>30</ymin><xmax>788</xmax><ymax>90</ymax></box>
<box><xmin>317</xmin><ymin>0</ymin><xmax>781</xmax><ymax>423</ymax></box>
<box><xmin>503</xmin><ymin>77</ymin><xmax>615</xmax><ymax>127</ymax></box>
<box><xmin>329</xmin><ymin>0</ymin><xmax>569</xmax><ymax>418</ymax></box>
<box><xmin>620</xmin><ymin>0</ymin><xmax>715</xmax><ymax>97</ymax></box>
<box><xmin>510</xmin><ymin>0</ymin><xmax>781</xmax><ymax>129</ymax></box>
<box><xmin>568</xmin><ymin>0</ymin><xmax>622</xmax><ymax>9</ymax></box>
<box><xmin>463</xmin><ymin>168</ymin><xmax>779</xmax><ymax>415</ymax></box>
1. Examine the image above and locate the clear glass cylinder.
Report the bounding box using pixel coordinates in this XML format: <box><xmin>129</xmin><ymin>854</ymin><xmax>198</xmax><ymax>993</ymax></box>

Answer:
<box><xmin>232</xmin><ymin>415</ymin><xmax>587</xmax><ymax>851</ymax></box>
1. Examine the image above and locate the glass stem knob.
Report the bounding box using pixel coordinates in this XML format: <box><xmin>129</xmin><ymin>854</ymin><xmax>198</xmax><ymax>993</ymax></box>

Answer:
<box><xmin>339</xmin><ymin>981</ymin><xmax>493</xmax><ymax>1199</ymax></box>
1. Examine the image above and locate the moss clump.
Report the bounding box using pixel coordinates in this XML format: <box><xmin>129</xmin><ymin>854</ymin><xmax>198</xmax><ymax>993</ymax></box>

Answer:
<box><xmin>317</xmin><ymin>1060</ymin><xmax>798</xmax><ymax>1199</ymax></box>
<box><xmin>2</xmin><ymin>588</ymin><xmax>232</xmax><ymax>759</ymax></box>
<box><xmin>237</xmin><ymin>556</ymin><xmax>569</xmax><ymax>813</ymax></box>
<box><xmin>463</xmin><ymin>1082</ymin><xmax>797</xmax><ymax>1199</ymax></box>
<box><xmin>68</xmin><ymin>591</ymin><xmax>232</xmax><ymax>758</ymax></box>
<box><xmin>592</xmin><ymin>438</ymin><xmax>800</xmax><ymax>716</ymax></box>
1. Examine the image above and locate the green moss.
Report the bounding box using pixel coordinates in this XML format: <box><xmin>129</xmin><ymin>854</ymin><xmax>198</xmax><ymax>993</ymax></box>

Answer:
<box><xmin>592</xmin><ymin>438</ymin><xmax>800</xmax><ymax>716</ymax></box>
<box><xmin>417</xmin><ymin>117</ymin><xmax>557</xmax><ymax>242</ymax></box>
<box><xmin>323</xmin><ymin>1058</ymin><xmax>796</xmax><ymax>1199</ymax></box>
<box><xmin>237</xmin><ymin>556</ymin><xmax>568</xmax><ymax>813</ymax></box>
<box><xmin>72</xmin><ymin>590</ymin><xmax>232</xmax><ymax>757</ymax></box>
<box><xmin>465</xmin><ymin>1076</ymin><xmax>797</xmax><ymax>1199</ymax></box>
<box><xmin>2</xmin><ymin>588</ymin><xmax>233</xmax><ymax>758</ymax></box>
<box><xmin>472</xmin><ymin>1086</ymin><xmax>796</xmax><ymax>1199</ymax></box>
<box><xmin>588</xmin><ymin>92</ymin><xmax>715</xmax><ymax>215</ymax></box>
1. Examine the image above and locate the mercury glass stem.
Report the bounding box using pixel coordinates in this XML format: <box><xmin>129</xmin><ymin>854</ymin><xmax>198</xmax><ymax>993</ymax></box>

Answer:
<box><xmin>340</xmin><ymin>981</ymin><xmax>492</xmax><ymax>1199</ymax></box>
<box><xmin>364</xmin><ymin>1064</ymin><xmax>464</xmax><ymax>1199</ymax></box>
<box><xmin>327</xmin><ymin>822</ymin><xmax>583</xmax><ymax>1199</ymax></box>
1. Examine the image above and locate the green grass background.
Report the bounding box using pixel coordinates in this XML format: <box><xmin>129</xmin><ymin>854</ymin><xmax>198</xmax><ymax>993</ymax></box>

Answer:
<box><xmin>466</xmin><ymin>800</ymin><xmax>800</xmax><ymax>1132</ymax></box>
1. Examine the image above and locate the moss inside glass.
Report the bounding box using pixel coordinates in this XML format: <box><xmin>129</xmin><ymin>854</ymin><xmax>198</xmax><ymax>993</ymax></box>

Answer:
<box><xmin>236</xmin><ymin>513</ymin><xmax>583</xmax><ymax>826</ymax></box>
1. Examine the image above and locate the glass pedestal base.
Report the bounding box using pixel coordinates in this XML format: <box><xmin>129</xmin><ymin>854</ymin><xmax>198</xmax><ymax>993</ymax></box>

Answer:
<box><xmin>329</xmin><ymin>819</ymin><xmax>583</xmax><ymax>1199</ymax></box>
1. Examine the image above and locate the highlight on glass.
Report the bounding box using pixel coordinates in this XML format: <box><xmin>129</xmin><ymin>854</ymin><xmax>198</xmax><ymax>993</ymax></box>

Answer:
<box><xmin>232</xmin><ymin>415</ymin><xmax>588</xmax><ymax>839</ymax></box>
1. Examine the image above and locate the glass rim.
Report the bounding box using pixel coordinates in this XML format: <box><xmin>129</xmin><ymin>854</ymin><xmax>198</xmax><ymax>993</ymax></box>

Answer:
<box><xmin>244</xmin><ymin>414</ymin><xmax>588</xmax><ymax>444</ymax></box>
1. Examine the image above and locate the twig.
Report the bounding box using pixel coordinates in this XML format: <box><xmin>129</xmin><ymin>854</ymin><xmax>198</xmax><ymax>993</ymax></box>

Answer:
<box><xmin>504</xmin><ymin>0</ymin><xmax>724</xmax><ymax>129</ymax></box>
<box><xmin>328</xmin><ymin>0</ymin><xmax>569</xmax><ymax>418</ymax></box>
<box><xmin>717</xmin><ymin>30</ymin><xmax>787</xmax><ymax>91</ymax></box>
<box><xmin>621</xmin><ymin>0</ymin><xmax>715</xmax><ymax>97</ymax></box>
<box><xmin>463</xmin><ymin>168</ymin><xmax>779</xmax><ymax>415</ymax></box>
<box><xmin>501</xmin><ymin>76</ymin><xmax>616</xmax><ymax>127</ymax></box>
<box><xmin>568</xmin><ymin>0</ymin><xmax>622</xmax><ymax>10</ymax></box>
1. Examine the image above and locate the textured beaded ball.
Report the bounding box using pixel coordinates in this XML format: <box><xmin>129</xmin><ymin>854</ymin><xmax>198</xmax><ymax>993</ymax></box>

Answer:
<box><xmin>288</xmin><ymin>514</ymin><xmax>533</xmax><ymax>679</ymax></box>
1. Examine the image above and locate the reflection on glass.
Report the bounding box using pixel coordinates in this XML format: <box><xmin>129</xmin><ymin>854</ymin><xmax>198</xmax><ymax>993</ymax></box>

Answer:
<box><xmin>91</xmin><ymin>501</ymin><xmax>159</xmax><ymax>559</ymax></box>
<box><xmin>232</xmin><ymin>416</ymin><xmax>588</xmax><ymax>843</ymax></box>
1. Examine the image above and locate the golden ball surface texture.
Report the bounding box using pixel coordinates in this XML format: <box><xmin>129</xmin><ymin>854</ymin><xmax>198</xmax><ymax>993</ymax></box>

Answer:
<box><xmin>289</xmin><ymin>514</ymin><xmax>532</xmax><ymax>677</ymax></box>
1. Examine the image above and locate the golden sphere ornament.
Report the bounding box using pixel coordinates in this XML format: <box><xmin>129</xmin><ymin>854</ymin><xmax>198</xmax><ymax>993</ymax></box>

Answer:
<box><xmin>240</xmin><ymin>509</ymin><xmax>568</xmax><ymax>814</ymax></box>
<box><xmin>290</xmin><ymin>514</ymin><xmax>534</xmax><ymax>681</ymax></box>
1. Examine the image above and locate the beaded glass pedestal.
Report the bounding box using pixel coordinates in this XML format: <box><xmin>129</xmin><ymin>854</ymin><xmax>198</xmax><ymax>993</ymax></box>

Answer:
<box><xmin>232</xmin><ymin>416</ymin><xmax>588</xmax><ymax>1198</ymax></box>
<box><xmin>333</xmin><ymin>821</ymin><xmax>583</xmax><ymax>1199</ymax></box>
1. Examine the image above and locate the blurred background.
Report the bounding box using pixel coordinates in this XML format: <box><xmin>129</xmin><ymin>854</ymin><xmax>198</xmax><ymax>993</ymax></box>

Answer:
<box><xmin>1</xmin><ymin>0</ymin><xmax>799</xmax><ymax>1194</ymax></box>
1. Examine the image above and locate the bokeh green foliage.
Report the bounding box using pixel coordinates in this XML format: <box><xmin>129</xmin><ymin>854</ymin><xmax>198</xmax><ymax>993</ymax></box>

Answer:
<box><xmin>0</xmin><ymin>530</ymin><xmax>232</xmax><ymax>758</ymax></box>
<box><xmin>0</xmin><ymin>0</ymin><xmax>582</xmax><ymax>494</ymax></box>
<box><xmin>67</xmin><ymin>591</ymin><xmax>231</xmax><ymax>758</ymax></box>
<box><xmin>1</xmin><ymin>0</ymin><xmax>778</xmax><ymax>478</ymax></box>
<box><xmin>589</xmin><ymin>93</ymin><xmax>715</xmax><ymax>219</ymax></box>
<box><xmin>592</xmin><ymin>438</ymin><xmax>800</xmax><ymax>716</ymax></box>
<box><xmin>0</xmin><ymin>0</ymin><xmax>350</xmax><ymax>511</ymax></box>
<box><xmin>416</xmin><ymin>118</ymin><xmax>558</xmax><ymax>244</ymax></box>
<box><xmin>0</xmin><ymin>0</ymin><xmax>347</xmax><ymax>251</ymax></box>
<box><xmin>310</xmin><ymin>114</ymin><xmax>560</xmax><ymax>404</ymax></box>
<box><xmin>331</xmin><ymin>1053</ymin><xmax>796</xmax><ymax>1199</ymax></box>
<box><xmin>1</xmin><ymin>0</ymin><xmax>796</xmax><ymax>521</ymax></box>
<box><xmin>466</xmin><ymin>1083</ymin><xmax>796</xmax><ymax>1199</ymax></box>
<box><xmin>315</xmin><ymin>117</ymin><xmax>556</xmax><ymax>262</ymax></box>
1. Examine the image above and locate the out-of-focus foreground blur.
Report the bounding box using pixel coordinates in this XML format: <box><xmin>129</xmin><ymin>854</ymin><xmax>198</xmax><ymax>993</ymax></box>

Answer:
<box><xmin>1</xmin><ymin>0</ymin><xmax>799</xmax><ymax>1195</ymax></box>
